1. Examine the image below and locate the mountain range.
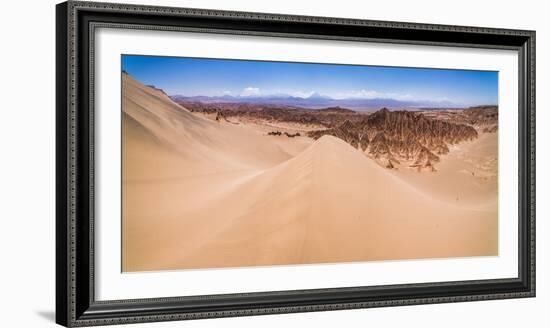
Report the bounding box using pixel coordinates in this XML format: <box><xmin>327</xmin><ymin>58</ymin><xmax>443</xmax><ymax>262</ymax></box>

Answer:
<box><xmin>170</xmin><ymin>93</ymin><xmax>462</xmax><ymax>110</ymax></box>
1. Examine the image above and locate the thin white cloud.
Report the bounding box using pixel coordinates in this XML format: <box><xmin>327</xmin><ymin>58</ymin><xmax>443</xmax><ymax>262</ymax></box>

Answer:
<box><xmin>385</xmin><ymin>93</ymin><xmax>415</xmax><ymax>101</ymax></box>
<box><xmin>345</xmin><ymin>89</ymin><xmax>382</xmax><ymax>99</ymax></box>
<box><xmin>432</xmin><ymin>96</ymin><xmax>452</xmax><ymax>102</ymax></box>
<box><xmin>291</xmin><ymin>91</ymin><xmax>315</xmax><ymax>98</ymax></box>
<box><xmin>240</xmin><ymin>87</ymin><xmax>261</xmax><ymax>97</ymax></box>
<box><xmin>331</xmin><ymin>89</ymin><xmax>417</xmax><ymax>101</ymax></box>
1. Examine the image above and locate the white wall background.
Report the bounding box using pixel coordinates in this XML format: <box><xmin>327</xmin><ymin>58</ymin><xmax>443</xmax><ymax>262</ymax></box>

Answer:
<box><xmin>0</xmin><ymin>0</ymin><xmax>546</xmax><ymax>327</ymax></box>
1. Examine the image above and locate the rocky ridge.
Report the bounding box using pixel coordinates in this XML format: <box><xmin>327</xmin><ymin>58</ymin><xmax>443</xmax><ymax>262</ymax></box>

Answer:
<box><xmin>308</xmin><ymin>108</ymin><xmax>478</xmax><ymax>171</ymax></box>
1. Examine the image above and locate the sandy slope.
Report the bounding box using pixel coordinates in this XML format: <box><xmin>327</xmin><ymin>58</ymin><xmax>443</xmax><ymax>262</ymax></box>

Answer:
<box><xmin>393</xmin><ymin>132</ymin><xmax>498</xmax><ymax>207</ymax></box>
<box><xmin>122</xmin><ymin>75</ymin><xmax>497</xmax><ymax>272</ymax></box>
<box><xmin>122</xmin><ymin>74</ymin><xmax>308</xmax><ymax>178</ymax></box>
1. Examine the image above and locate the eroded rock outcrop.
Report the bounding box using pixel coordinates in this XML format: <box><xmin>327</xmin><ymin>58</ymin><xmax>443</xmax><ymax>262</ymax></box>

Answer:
<box><xmin>308</xmin><ymin>108</ymin><xmax>478</xmax><ymax>170</ymax></box>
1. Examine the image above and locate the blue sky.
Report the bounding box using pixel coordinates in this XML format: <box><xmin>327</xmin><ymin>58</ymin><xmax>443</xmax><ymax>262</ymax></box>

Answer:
<box><xmin>122</xmin><ymin>55</ymin><xmax>498</xmax><ymax>106</ymax></box>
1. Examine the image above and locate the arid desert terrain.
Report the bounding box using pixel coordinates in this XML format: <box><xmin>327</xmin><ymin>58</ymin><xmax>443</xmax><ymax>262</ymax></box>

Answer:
<box><xmin>122</xmin><ymin>73</ymin><xmax>498</xmax><ymax>272</ymax></box>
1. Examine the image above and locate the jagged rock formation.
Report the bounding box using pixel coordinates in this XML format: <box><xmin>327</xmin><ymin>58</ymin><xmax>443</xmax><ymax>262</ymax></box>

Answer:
<box><xmin>308</xmin><ymin>108</ymin><xmax>478</xmax><ymax>170</ymax></box>
<box><xmin>308</xmin><ymin>120</ymin><xmax>370</xmax><ymax>151</ymax></box>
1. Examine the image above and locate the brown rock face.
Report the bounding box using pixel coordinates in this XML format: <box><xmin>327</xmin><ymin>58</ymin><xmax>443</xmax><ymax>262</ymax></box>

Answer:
<box><xmin>308</xmin><ymin>108</ymin><xmax>478</xmax><ymax>170</ymax></box>
<box><xmin>364</xmin><ymin>108</ymin><xmax>477</xmax><ymax>145</ymax></box>
<box><xmin>308</xmin><ymin>120</ymin><xmax>369</xmax><ymax>151</ymax></box>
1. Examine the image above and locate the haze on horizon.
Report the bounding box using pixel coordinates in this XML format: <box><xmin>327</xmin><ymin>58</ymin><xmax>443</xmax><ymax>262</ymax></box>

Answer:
<box><xmin>122</xmin><ymin>54</ymin><xmax>498</xmax><ymax>108</ymax></box>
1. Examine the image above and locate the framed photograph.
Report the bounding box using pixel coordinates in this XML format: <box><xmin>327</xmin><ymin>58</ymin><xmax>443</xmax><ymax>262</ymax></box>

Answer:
<box><xmin>56</xmin><ymin>1</ymin><xmax>535</xmax><ymax>326</ymax></box>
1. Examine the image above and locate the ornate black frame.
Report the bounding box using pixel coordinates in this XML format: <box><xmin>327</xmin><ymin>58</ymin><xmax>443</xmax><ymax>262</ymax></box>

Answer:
<box><xmin>56</xmin><ymin>1</ymin><xmax>536</xmax><ymax>326</ymax></box>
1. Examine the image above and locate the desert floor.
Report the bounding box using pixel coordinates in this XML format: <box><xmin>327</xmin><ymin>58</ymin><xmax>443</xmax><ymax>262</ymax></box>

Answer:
<box><xmin>122</xmin><ymin>74</ymin><xmax>498</xmax><ymax>272</ymax></box>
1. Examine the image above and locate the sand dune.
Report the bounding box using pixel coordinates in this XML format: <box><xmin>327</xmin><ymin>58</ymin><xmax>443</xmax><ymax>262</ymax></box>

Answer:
<box><xmin>122</xmin><ymin>75</ymin><xmax>497</xmax><ymax>272</ymax></box>
<box><xmin>123</xmin><ymin>74</ymin><xmax>309</xmax><ymax>179</ymax></box>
